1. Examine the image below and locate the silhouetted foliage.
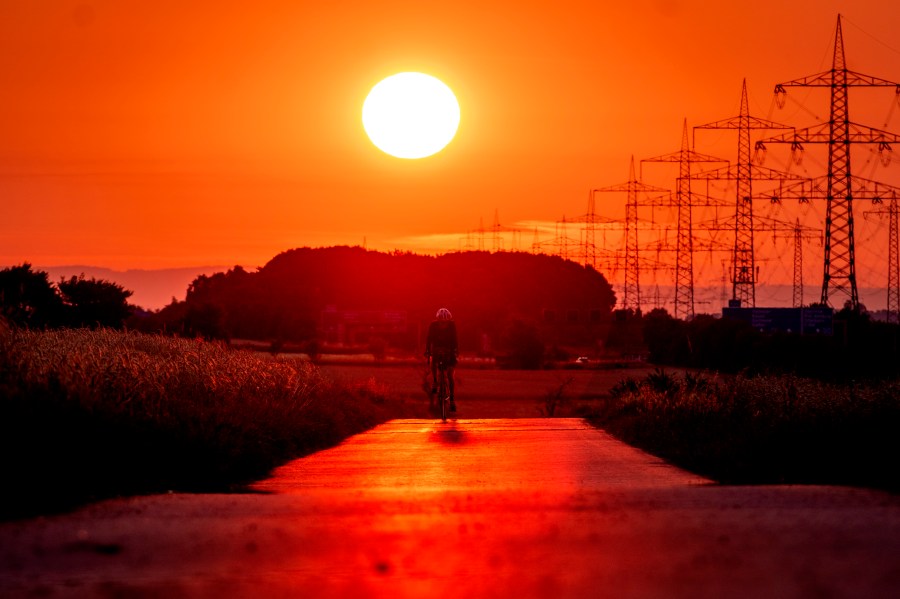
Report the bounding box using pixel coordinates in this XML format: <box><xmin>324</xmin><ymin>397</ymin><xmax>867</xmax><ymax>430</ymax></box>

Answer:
<box><xmin>0</xmin><ymin>328</ymin><xmax>415</xmax><ymax>518</ymax></box>
<box><xmin>642</xmin><ymin>308</ymin><xmax>689</xmax><ymax>363</ymax></box>
<box><xmin>644</xmin><ymin>368</ymin><xmax>679</xmax><ymax>396</ymax></box>
<box><xmin>637</xmin><ymin>305</ymin><xmax>900</xmax><ymax>380</ymax></box>
<box><xmin>147</xmin><ymin>248</ymin><xmax>616</xmax><ymax>351</ymax></box>
<box><xmin>589</xmin><ymin>370</ymin><xmax>900</xmax><ymax>491</ymax></box>
<box><xmin>0</xmin><ymin>264</ymin><xmax>137</xmax><ymax>330</ymax></box>
<box><xmin>605</xmin><ymin>308</ymin><xmax>643</xmax><ymax>352</ymax></box>
<box><xmin>182</xmin><ymin>301</ymin><xmax>229</xmax><ymax>341</ymax></box>
<box><xmin>0</xmin><ymin>264</ymin><xmax>63</xmax><ymax>328</ymax></box>
<box><xmin>498</xmin><ymin>318</ymin><xmax>545</xmax><ymax>369</ymax></box>
<box><xmin>58</xmin><ymin>274</ymin><xmax>133</xmax><ymax>328</ymax></box>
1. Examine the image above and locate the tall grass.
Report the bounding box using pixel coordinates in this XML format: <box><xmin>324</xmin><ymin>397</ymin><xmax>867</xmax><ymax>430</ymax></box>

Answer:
<box><xmin>0</xmin><ymin>326</ymin><xmax>414</xmax><ymax>518</ymax></box>
<box><xmin>586</xmin><ymin>370</ymin><xmax>900</xmax><ymax>491</ymax></box>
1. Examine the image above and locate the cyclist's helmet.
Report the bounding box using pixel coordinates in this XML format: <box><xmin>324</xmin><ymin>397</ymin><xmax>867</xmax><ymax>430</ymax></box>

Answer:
<box><xmin>436</xmin><ymin>308</ymin><xmax>453</xmax><ymax>321</ymax></box>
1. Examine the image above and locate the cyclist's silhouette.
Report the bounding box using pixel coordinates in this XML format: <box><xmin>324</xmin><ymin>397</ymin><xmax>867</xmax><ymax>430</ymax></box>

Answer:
<box><xmin>425</xmin><ymin>308</ymin><xmax>458</xmax><ymax>412</ymax></box>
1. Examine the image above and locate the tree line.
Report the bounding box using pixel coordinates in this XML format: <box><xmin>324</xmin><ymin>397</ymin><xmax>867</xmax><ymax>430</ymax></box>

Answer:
<box><xmin>0</xmin><ymin>264</ymin><xmax>132</xmax><ymax>329</ymax></box>
<box><xmin>608</xmin><ymin>307</ymin><xmax>900</xmax><ymax>381</ymax></box>
<box><xmin>6</xmin><ymin>252</ymin><xmax>900</xmax><ymax>378</ymax></box>
<box><xmin>1</xmin><ymin>249</ymin><xmax>619</xmax><ymax>368</ymax></box>
<box><xmin>133</xmin><ymin>247</ymin><xmax>618</xmax><ymax>360</ymax></box>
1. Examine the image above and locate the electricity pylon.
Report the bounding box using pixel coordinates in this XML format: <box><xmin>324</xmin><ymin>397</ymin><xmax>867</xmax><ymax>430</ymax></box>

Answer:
<box><xmin>779</xmin><ymin>218</ymin><xmax>822</xmax><ymax>307</ymax></box>
<box><xmin>865</xmin><ymin>194</ymin><xmax>900</xmax><ymax>323</ymax></box>
<box><xmin>757</xmin><ymin>15</ymin><xmax>900</xmax><ymax>309</ymax></box>
<box><xmin>794</xmin><ymin>220</ymin><xmax>803</xmax><ymax>308</ymax></box>
<box><xmin>462</xmin><ymin>210</ymin><xmax>529</xmax><ymax>253</ymax></box>
<box><xmin>583</xmin><ymin>193</ymin><xmax>598</xmax><ymax>269</ymax></box>
<box><xmin>591</xmin><ymin>156</ymin><xmax>669</xmax><ymax>311</ymax></box>
<box><xmin>889</xmin><ymin>196</ymin><xmax>900</xmax><ymax>323</ymax></box>
<box><xmin>573</xmin><ymin>193</ymin><xmax>612</xmax><ymax>270</ymax></box>
<box><xmin>694</xmin><ymin>79</ymin><xmax>799</xmax><ymax>307</ymax></box>
<box><xmin>643</xmin><ymin>120</ymin><xmax>728</xmax><ymax>319</ymax></box>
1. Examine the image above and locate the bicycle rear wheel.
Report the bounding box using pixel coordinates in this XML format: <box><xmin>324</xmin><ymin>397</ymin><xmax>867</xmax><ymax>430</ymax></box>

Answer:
<box><xmin>438</xmin><ymin>363</ymin><xmax>447</xmax><ymax>422</ymax></box>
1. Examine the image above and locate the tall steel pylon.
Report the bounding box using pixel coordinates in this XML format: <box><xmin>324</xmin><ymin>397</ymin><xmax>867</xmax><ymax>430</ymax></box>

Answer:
<box><xmin>759</xmin><ymin>15</ymin><xmax>900</xmax><ymax>309</ymax></box>
<box><xmin>793</xmin><ymin>219</ymin><xmax>805</xmax><ymax>307</ymax></box>
<box><xmin>787</xmin><ymin>220</ymin><xmax>822</xmax><ymax>308</ymax></box>
<box><xmin>592</xmin><ymin>156</ymin><xmax>668</xmax><ymax>311</ymax></box>
<box><xmin>865</xmin><ymin>194</ymin><xmax>900</xmax><ymax>323</ymax></box>
<box><xmin>584</xmin><ymin>192</ymin><xmax>597</xmax><ymax>269</ymax></box>
<box><xmin>890</xmin><ymin>196</ymin><xmax>900</xmax><ymax>323</ymax></box>
<box><xmin>643</xmin><ymin>120</ymin><xmax>727</xmax><ymax>319</ymax></box>
<box><xmin>694</xmin><ymin>79</ymin><xmax>795</xmax><ymax>307</ymax></box>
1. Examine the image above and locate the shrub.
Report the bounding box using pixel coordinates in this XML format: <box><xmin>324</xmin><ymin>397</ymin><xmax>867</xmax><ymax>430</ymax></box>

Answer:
<box><xmin>539</xmin><ymin>376</ymin><xmax>574</xmax><ymax>417</ymax></box>
<box><xmin>589</xmin><ymin>371</ymin><xmax>900</xmax><ymax>490</ymax></box>
<box><xmin>498</xmin><ymin>318</ymin><xmax>545</xmax><ymax>369</ymax></box>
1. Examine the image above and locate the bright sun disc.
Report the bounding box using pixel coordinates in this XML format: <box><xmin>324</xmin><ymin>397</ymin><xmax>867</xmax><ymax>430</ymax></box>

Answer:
<box><xmin>362</xmin><ymin>72</ymin><xmax>460</xmax><ymax>159</ymax></box>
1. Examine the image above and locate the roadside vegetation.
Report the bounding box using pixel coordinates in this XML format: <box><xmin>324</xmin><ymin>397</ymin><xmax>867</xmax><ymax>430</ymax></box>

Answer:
<box><xmin>584</xmin><ymin>369</ymin><xmax>900</xmax><ymax>491</ymax></box>
<box><xmin>0</xmin><ymin>325</ymin><xmax>416</xmax><ymax>519</ymax></box>
<box><xmin>627</xmin><ymin>306</ymin><xmax>900</xmax><ymax>381</ymax></box>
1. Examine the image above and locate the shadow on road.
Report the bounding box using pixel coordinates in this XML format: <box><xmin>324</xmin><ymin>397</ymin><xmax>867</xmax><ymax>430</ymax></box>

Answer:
<box><xmin>429</xmin><ymin>422</ymin><xmax>469</xmax><ymax>445</ymax></box>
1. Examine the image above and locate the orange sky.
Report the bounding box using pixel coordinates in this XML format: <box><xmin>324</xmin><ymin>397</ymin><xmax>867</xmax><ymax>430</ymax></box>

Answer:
<box><xmin>2</xmin><ymin>1</ymin><xmax>900</xmax><ymax>308</ymax></box>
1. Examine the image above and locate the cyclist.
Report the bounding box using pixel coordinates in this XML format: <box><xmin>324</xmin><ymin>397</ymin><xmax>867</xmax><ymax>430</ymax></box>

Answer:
<box><xmin>425</xmin><ymin>307</ymin><xmax>458</xmax><ymax>412</ymax></box>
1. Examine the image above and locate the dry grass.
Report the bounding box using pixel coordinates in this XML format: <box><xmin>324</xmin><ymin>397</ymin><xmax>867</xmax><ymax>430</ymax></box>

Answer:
<box><xmin>586</xmin><ymin>370</ymin><xmax>900</xmax><ymax>490</ymax></box>
<box><xmin>0</xmin><ymin>327</ymin><xmax>414</xmax><ymax>518</ymax></box>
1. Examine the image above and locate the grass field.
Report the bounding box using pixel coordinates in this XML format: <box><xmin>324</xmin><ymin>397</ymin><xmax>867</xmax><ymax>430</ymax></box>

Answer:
<box><xmin>583</xmin><ymin>369</ymin><xmax>900</xmax><ymax>491</ymax></box>
<box><xmin>0</xmin><ymin>327</ymin><xmax>416</xmax><ymax>519</ymax></box>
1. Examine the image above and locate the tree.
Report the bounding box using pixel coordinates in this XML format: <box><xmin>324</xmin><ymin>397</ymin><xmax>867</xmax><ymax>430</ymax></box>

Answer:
<box><xmin>499</xmin><ymin>318</ymin><xmax>545</xmax><ymax>369</ymax></box>
<box><xmin>182</xmin><ymin>301</ymin><xmax>228</xmax><ymax>341</ymax></box>
<box><xmin>642</xmin><ymin>308</ymin><xmax>688</xmax><ymax>364</ymax></box>
<box><xmin>0</xmin><ymin>264</ymin><xmax>63</xmax><ymax>328</ymax></box>
<box><xmin>176</xmin><ymin>247</ymin><xmax>618</xmax><ymax>350</ymax></box>
<box><xmin>58</xmin><ymin>275</ymin><xmax>133</xmax><ymax>329</ymax></box>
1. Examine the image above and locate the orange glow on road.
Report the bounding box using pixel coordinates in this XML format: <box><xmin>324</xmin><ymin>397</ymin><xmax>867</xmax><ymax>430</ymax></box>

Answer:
<box><xmin>249</xmin><ymin>419</ymin><xmax>714</xmax><ymax>596</ymax></box>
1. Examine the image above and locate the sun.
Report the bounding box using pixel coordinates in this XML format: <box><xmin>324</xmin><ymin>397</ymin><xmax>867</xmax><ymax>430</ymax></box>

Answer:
<box><xmin>362</xmin><ymin>72</ymin><xmax>460</xmax><ymax>159</ymax></box>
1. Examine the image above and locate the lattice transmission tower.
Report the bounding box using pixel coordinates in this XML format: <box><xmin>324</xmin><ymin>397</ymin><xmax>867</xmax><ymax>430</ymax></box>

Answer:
<box><xmin>865</xmin><ymin>194</ymin><xmax>900</xmax><ymax>323</ymax></box>
<box><xmin>757</xmin><ymin>15</ymin><xmax>900</xmax><ymax>309</ymax></box>
<box><xmin>643</xmin><ymin>120</ymin><xmax>727</xmax><ymax>319</ymax></box>
<box><xmin>591</xmin><ymin>156</ymin><xmax>668</xmax><ymax>311</ymax></box>
<box><xmin>776</xmin><ymin>218</ymin><xmax>822</xmax><ymax>307</ymax></box>
<box><xmin>694</xmin><ymin>79</ymin><xmax>801</xmax><ymax>307</ymax></box>
<box><xmin>794</xmin><ymin>220</ymin><xmax>804</xmax><ymax>307</ymax></box>
<box><xmin>791</xmin><ymin>218</ymin><xmax>822</xmax><ymax>308</ymax></box>
<box><xmin>890</xmin><ymin>197</ymin><xmax>899</xmax><ymax>322</ymax></box>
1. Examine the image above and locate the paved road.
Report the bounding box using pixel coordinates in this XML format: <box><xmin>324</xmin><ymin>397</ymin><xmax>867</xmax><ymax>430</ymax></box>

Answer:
<box><xmin>2</xmin><ymin>419</ymin><xmax>899</xmax><ymax>598</ymax></box>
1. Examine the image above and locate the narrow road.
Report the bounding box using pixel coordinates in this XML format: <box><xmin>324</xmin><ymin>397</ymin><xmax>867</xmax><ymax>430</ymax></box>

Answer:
<box><xmin>2</xmin><ymin>419</ymin><xmax>899</xmax><ymax>598</ymax></box>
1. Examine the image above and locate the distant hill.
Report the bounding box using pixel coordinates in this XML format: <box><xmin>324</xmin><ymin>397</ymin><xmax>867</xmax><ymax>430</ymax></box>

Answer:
<box><xmin>38</xmin><ymin>265</ymin><xmax>229</xmax><ymax>310</ymax></box>
<box><xmin>180</xmin><ymin>247</ymin><xmax>617</xmax><ymax>351</ymax></box>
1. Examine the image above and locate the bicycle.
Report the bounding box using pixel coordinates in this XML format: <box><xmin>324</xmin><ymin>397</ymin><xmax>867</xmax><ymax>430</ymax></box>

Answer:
<box><xmin>430</xmin><ymin>353</ymin><xmax>451</xmax><ymax>422</ymax></box>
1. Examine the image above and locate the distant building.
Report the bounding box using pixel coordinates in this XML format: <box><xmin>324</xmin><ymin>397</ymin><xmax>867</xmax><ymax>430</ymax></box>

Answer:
<box><xmin>721</xmin><ymin>304</ymin><xmax>834</xmax><ymax>335</ymax></box>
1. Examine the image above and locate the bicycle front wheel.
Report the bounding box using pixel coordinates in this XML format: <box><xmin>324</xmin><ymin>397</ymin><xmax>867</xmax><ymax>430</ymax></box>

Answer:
<box><xmin>438</xmin><ymin>367</ymin><xmax>447</xmax><ymax>422</ymax></box>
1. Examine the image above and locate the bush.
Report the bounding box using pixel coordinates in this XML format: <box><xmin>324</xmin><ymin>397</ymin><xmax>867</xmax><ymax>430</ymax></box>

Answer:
<box><xmin>637</xmin><ymin>307</ymin><xmax>900</xmax><ymax>381</ymax></box>
<box><xmin>499</xmin><ymin>318</ymin><xmax>544</xmax><ymax>369</ymax></box>
<box><xmin>588</xmin><ymin>371</ymin><xmax>900</xmax><ymax>490</ymax></box>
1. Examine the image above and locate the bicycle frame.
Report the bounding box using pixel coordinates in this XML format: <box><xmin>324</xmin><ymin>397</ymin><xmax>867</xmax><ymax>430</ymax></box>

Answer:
<box><xmin>433</xmin><ymin>355</ymin><xmax>449</xmax><ymax>422</ymax></box>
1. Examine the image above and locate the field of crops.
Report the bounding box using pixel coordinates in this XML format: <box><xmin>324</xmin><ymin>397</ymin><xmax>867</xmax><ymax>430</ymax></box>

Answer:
<box><xmin>0</xmin><ymin>326</ymin><xmax>415</xmax><ymax>518</ymax></box>
<box><xmin>586</xmin><ymin>369</ymin><xmax>900</xmax><ymax>491</ymax></box>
